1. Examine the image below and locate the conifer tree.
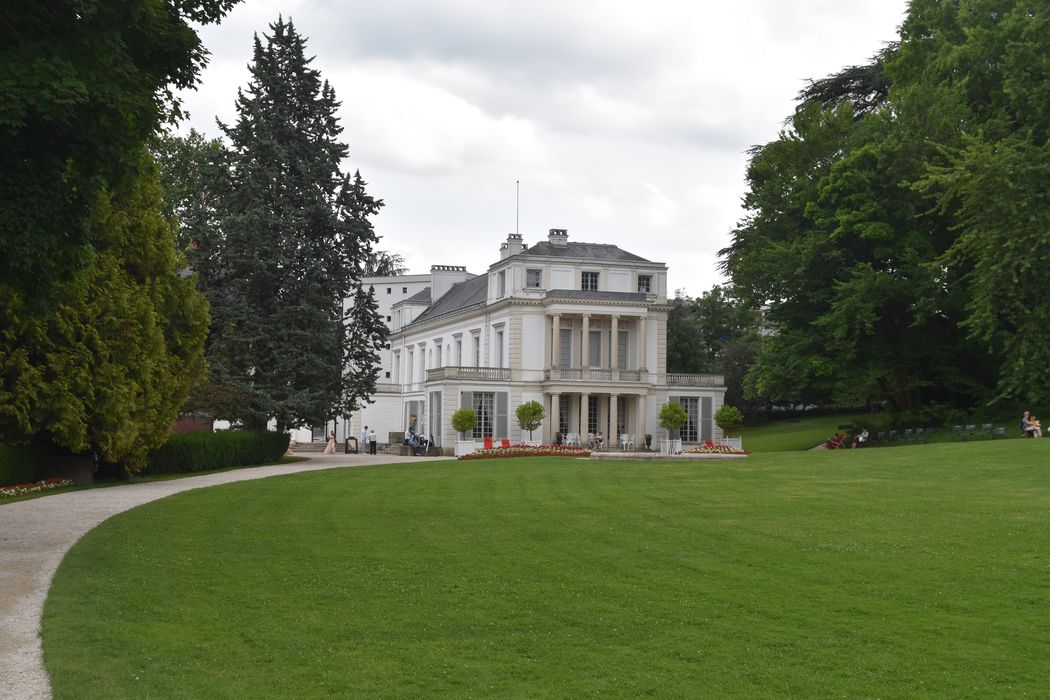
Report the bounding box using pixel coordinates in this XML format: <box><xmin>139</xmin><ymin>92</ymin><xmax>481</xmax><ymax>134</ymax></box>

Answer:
<box><xmin>202</xmin><ymin>17</ymin><xmax>385</xmax><ymax>430</ymax></box>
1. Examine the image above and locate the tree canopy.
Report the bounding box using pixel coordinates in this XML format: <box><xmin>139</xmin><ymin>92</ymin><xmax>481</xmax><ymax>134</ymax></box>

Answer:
<box><xmin>0</xmin><ymin>0</ymin><xmax>238</xmax><ymax>313</ymax></box>
<box><xmin>722</xmin><ymin>0</ymin><xmax>1049</xmax><ymax>410</ymax></box>
<box><xmin>196</xmin><ymin>17</ymin><xmax>386</xmax><ymax>429</ymax></box>
<box><xmin>0</xmin><ymin>154</ymin><xmax>209</xmax><ymax>471</ymax></box>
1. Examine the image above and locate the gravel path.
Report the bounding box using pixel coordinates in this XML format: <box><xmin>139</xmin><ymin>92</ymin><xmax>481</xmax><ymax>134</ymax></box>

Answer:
<box><xmin>0</xmin><ymin>453</ymin><xmax>441</xmax><ymax>700</ymax></box>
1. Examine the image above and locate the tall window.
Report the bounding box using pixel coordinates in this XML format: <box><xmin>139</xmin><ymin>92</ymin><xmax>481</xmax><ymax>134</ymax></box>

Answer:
<box><xmin>581</xmin><ymin>271</ymin><xmax>599</xmax><ymax>291</ymax></box>
<box><xmin>407</xmin><ymin>350</ymin><xmax>414</xmax><ymax>383</ymax></box>
<box><xmin>494</xmin><ymin>329</ymin><xmax>504</xmax><ymax>368</ymax></box>
<box><xmin>497</xmin><ymin>270</ymin><xmax>506</xmax><ymax>297</ymax></box>
<box><xmin>455</xmin><ymin>337</ymin><xmax>462</xmax><ymax>365</ymax></box>
<box><xmin>637</xmin><ymin>275</ymin><xmax>651</xmax><ymax>293</ymax></box>
<box><xmin>677</xmin><ymin>397</ymin><xmax>699</xmax><ymax>442</ymax></box>
<box><xmin>559</xmin><ymin>400</ymin><xmax>570</xmax><ymax>434</ymax></box>
<box><xmin>526</xmin><ymin>268</ymin><xmax>542</xmax><ymax>288</ymax></box>
<box><xmin>618</xmin><ymin>329</ymin><xmax>629</xmax><ymax>368</ymax></box>
<box><xmin>588</xmin><ymin>395</ymin><xmax>599</xmax><ymax>434</ymax></box>
<box><xmin>589</xmin><ymin>329</ymin><xmax>601</xmax><ymax>367</ymax></box>
<box><xmin>472</xmin><ymin>393</ymin><xmax>494</xmax><ymax>438</ymax></box>
<box><xmin>559</xmin><ymin>328</ymin><xmax>572</xmax><ymax>367</ymax></box>
<box><xmin>462</xmin><ymin>391</ymin><xmax>508</xmax><ymax>438</ymax></box>
<box><xmin>472</xmin><ymin>333</ymin><xmax>481</xmax><ymax>366</ymax></box>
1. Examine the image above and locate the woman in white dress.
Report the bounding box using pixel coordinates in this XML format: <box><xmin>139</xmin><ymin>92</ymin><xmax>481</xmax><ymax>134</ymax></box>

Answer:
<box><xmin>323</xmin><ymin>432</ymin><xmax>336</xmax><ymax>455</ymax></box>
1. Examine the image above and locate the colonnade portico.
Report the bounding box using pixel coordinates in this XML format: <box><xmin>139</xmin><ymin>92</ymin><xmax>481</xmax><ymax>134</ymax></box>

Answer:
<box><xmin>543</xmin><ymin>391</ymin><xmax>647</xmax><ymax>448</ymax></box>
<box><xmin>546</xmin><ymin>311</ymin><xmax>648</xmax><ymax>375</ymax></box>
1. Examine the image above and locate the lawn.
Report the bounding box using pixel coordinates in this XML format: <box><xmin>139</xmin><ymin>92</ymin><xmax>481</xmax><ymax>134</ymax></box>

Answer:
<box><xmin>738</xmin><ymin>414</ymin><xmax>863</xmax><ymax>452</ymax></box>
<box><xmin>43</xmin><ymin>442</ymin><xmax>1050</xmax><ymax>697</ymax></box>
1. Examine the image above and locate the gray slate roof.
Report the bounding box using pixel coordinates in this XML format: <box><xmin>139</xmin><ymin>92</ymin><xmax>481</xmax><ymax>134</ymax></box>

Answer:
<box><xmin>403</xmin><ymin>287</ymin><xmax>431</xmax><ymax>304</ymax></box>
<box><xmin>500</xmin><ymin>241</ymin><xmax>651</xmax><ymax>265</ymax></box>
<box><xmin>409</xmin><ymin>274</ymin><xmax>488</xmax><ymax>326</ymax></box>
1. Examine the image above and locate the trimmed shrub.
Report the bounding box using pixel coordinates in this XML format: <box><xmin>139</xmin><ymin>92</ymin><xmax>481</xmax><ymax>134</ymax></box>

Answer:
<box><xmin>145</xmin><ymin>430</ymin><xmax>290</xmax><ymax>475</ymax></box>
<box><xmin>0</xmin><ymin>443</ymin><xmax>50</xmax><ymax>487</ymax></box>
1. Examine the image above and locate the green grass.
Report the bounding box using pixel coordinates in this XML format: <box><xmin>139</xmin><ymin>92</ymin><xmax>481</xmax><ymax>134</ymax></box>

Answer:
<box><xmin>739</xmin><ymin>414</ymin><xmax>864</xmax><ymax>452</ymax></box>
<box><xmin>43</xmin><ymin>443</ymin><xmax>1050</xmax><ymax>697</ymax></box>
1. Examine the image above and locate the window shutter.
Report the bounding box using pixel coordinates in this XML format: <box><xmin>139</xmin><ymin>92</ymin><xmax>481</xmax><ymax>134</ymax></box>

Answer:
<box><xmin>496</xmin><ymin>392</ymin><xmax>508</xmax><ymax>437</ymax></box>
<box><xmin>701</xmin><ymin>396</ymin><xmax>713</xmax><ymax>441</ymax></box>
<box><xmin>461</xmin><ymin>391</ymin><xmax>473</xmax><ymax>409</ymax></box>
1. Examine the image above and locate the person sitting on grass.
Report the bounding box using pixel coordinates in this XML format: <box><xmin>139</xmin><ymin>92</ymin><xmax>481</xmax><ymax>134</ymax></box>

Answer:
<box><xmin>1030</xmin><ymin>415</ymin><xmax>1043</xmax><ymax>438</ymax></box>
<box><xmin>1022</xmin><ymin>411</ymin><xmax>1037</xmax><ymax>438</ymax></box>
<box><xmin>852</xmin><ymin>427</ymin><xmax>869</xmax><ymax>449</ymax></box>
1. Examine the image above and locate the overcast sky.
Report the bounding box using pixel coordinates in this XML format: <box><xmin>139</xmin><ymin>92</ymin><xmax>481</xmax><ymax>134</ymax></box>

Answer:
<box><xmin>178</xmin><ymin>0</ymin><xmax>909</xmax><ymax>296</ymax></box>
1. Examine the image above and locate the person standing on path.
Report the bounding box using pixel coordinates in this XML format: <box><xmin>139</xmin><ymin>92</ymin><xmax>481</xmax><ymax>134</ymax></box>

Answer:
<box><xmin>368</xmin><ymin>427</ymin><xmax>377</xmax><ymax>455</ymax></box>
<box><xmin>323</xmin><ymin>432</ymin><xmax>336</xmax><ymax>455</ymax></box>
<box><xmin>361</xmin><ymin>425</ymin><xmax>369</xmax><ymax>454</ymax></box>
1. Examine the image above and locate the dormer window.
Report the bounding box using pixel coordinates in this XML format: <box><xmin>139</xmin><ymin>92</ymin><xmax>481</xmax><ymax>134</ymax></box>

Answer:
<box><xmin>581</xmin><ymin>271</ymin><xmax>599</xmax><ymax>292</ymax></box>
<box><xmin>638</xmin><ymin>275</ymin><xmax>651</xmax><ymax>293</ymax></box>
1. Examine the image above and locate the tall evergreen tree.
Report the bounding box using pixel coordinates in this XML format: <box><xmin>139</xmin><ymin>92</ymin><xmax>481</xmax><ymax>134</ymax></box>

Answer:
<box><xmin>201</xmin><ymin>17</ymin><xmax>385</xmax><ymax>430</ymax></box>
<box><xmin>0</xmin><ymin>152</ymin><xmax>209</xmax><ymax>472</ymax></box>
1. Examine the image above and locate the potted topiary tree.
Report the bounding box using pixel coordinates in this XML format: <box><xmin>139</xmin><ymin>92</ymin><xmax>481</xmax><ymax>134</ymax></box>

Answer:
<box><xmin>452</xmin><ymin>407</ymin><xmax>477</xmax><ymax>456</ymax></box>
<box><xmin>515</xmin><ymin>400</ymin><xmax>545</xmax><ymax>446</ymax></box>
<box><xmin>714</xmin><ymin>405</ymin><xmax>744</xmax><ymax>449</ymax></box>
<box><xmin>658</xmin><ymin>402</ymin><xmax>688</xmax><ymax>454</ymax></box>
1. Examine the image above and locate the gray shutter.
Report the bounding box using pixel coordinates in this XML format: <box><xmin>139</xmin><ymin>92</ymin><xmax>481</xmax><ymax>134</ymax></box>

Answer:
<box><xmin>461</xmin><ymin>391</ymin><xmax>473</xmax><ymax>409</ymax></box>
<box><xmin>701</xmin><ymin>396</ymin><xmax>713</xmax><ymax>441</ymax></box>
<box><xmin>496</xmin><ymin>392</ymin><xmax>508</xmax><ymax>438</ymax></box>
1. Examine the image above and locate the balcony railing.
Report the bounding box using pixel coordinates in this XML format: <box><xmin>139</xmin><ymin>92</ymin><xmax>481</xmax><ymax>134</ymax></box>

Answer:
<box><xmin>663</xmin><ymin>373</ymin><xmax>725</xmax><ymax>387</ymax></box>
<box><xmin>374</xmin><ymin>383</ymin><xmax>401</xmax><ymax>393</ymax></box>
<box><xmin>544</xmin><ymin>367</ymin><xmax>646</xmax><ymax>383</ymax></box>
<box><xmin>426</xmin><ymin>366</ymin><xmax>512</xmax><ymax>382</ymax></box>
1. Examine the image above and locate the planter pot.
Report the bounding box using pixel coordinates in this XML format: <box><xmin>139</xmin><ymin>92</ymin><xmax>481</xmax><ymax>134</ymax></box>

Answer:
<box><xmin>724</xmin><ymin>437</ymin><xmax>743</xmax><ymax>450</ymax></box>
<box><xmin>522</xmin><ymin>440</ymin><xmax>542</xmax><ymax>447</ymax></box>
<box><xmin>454</xmin><ymin>440</ymin><xmax>476</xmax><ymax>457</ymax></box>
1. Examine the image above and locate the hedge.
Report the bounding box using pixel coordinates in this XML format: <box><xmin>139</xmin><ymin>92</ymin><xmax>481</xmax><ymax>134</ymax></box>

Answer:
<box><xmin>0</xmin><ymin>443</ymin><xmax>51</xmax><ymax>488</ymax></box>
<box><xmin>145</xmin><ymin>430</ymin><xmax>290</xmax><ymax>475</ymax></box>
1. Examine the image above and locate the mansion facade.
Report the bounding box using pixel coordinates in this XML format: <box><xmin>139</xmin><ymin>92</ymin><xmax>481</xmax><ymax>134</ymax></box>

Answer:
<box><xmin>345</xmin><ymin>229</ymin><xmax>726</xmax><ymax>452</ymax></box>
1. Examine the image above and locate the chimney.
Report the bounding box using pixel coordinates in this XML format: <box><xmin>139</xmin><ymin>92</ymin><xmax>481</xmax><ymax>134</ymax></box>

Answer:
<box><xmin>500</xmin><ymin>233</ymin><xmax>524</xmax><ymax>259</ymax></box>
<box><xmin>548</xmin><ymin>228</ymin><xmax>568</xmax><ymax>246</ymax></box>
<box><xmin>430</xmin><ymin>265</ymin><xmax>471</xmax><ymax>303</ymax></box>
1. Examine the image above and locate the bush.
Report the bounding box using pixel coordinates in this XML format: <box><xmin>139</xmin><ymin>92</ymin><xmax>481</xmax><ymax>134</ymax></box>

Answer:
<box><xmin>145</xmin><ymin>430</ymin><xmax>290</xmax><ymax>475</ymax></box>
<box><xmin>714</xmin><ymin>405</ymin><xmax>745</xmax><ymax>437</ymax></box>
<box><xmin>0</xmin><ymin>443</ymin><xmax>51</xmax><ymax>487</ymax></box>
<box><xmin>451</xmin><ymin>408</ymin><xmax>477</xmax><ymax>436</ymax></box>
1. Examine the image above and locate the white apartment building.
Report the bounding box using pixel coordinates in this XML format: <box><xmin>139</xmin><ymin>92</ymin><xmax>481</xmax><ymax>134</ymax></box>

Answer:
<box><xmin>346</xmin><ymin>229</ymin><xmax>726</xmax><ymax>452</ymax></box>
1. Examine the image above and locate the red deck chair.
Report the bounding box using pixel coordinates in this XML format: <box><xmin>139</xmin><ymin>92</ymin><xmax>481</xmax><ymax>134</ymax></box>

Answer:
<box><xmin>483</xmin><ymin>436</ymin><xmax>494</xmax><ymax>450</ymax></box>
<box><xmin>824</xmin><ymin>433</ymin><xmax>846</xmax><ymax>449</ymax></box>
<box><xmin>705</xmin><ymin>439</ymin><xmax>715</xmax><ymax>448</ymax></box>
<box><xmin>500</xmin><ymin>439</ymin><xmax>511</xmax><ymax>448</ymax></box>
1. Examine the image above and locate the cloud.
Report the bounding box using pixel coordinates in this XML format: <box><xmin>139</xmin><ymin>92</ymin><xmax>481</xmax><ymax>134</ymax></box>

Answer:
<box><xmin>178</xmin><ymin>0</ymin><xmax>910</xmax><ymax>297</ymax></box>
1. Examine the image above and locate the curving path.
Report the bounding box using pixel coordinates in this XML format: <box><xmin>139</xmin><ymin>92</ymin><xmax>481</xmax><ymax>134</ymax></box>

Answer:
<box><xmin>0</xmin><ymin>453</ymin><xmax>442</xmax><ymax>700</ymax></box>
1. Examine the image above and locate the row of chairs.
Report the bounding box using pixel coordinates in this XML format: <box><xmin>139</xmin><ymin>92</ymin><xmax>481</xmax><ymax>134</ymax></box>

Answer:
<box><xmin>951</xmin><ymin>424</ymin><xmax>1007</xmax><ymax>441</ymax></box>
<box><xmin>867</xmin><ymin>428</ymin><xmax>935</xmax><ymax>446</ymax></box>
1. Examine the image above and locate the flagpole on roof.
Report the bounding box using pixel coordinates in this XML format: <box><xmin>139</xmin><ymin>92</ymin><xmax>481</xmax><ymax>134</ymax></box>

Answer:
<box><xmin>516</xmin><ymin>179</ymin><xmax>520</xmax><ymax>236</ymax></box>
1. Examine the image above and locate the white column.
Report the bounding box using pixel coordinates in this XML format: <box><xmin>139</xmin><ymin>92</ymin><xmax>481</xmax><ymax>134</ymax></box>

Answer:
<box><xmin>636</xmin><ymin>395</ymin><xmax>646</xmax><ymax>447</ymax></box>
<box><xmin>581</xmin><ymin>314</ymin><xmax>591</xmax><ymax>369</ymax></box>
<box><xmin>549</xmin><ymin>393</ymin><xmax>560</xmax><ymax>443</ymax></box>
<box><xmin>580</xmin><ymin>392</ymin><xmax>589</xmax><ymax>436</ymax></box>
<box><xmin>610</xmin><ymin>315</ymin><xmax>619</xmax><ymax>370</ymax></box>
<box><xmin>638</xmin><ymin>316</ymin><xmax>647</xmax><ymax>370</ymax></box>
<box><xmin>551</xmin><ymin>314</ymin><xmax>561</xmax><ymax>368</ymax></box>
<box><xmin>610</xmin><ymin>393</ymin><xmax>619</xmax><ymax>447</ymax></box>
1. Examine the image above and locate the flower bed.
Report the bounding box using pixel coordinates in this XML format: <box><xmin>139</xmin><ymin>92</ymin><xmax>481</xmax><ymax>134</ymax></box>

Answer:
<box><xmin>1</xmin><ymin>477</ymin><xmax>75</xmax><ymax>498</ymax></box>
<box><xmin>684</xmin><ymin>444</ymin><xmax>750</xmax><ymax>455</ymax></box>
<box><xmin>458</xmin><ymin>444</ymin><xmax>591</xmax><ymax>460</ymax></box>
